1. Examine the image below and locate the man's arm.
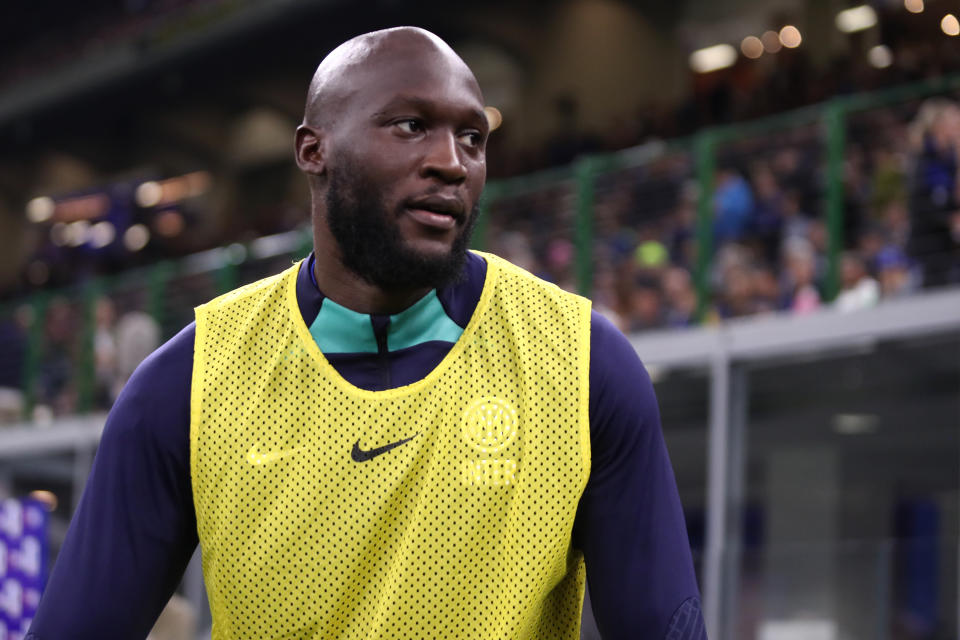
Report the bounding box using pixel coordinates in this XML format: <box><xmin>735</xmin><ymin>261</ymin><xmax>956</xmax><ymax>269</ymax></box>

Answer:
<box><xmin>27</xmin><ymin>324</ymin><xmax>199</xmax><ymax>639</ymax></box>
<box><xmin>575</xmin><ymin>311</ymin><xmax>706</xmax><ymax>640</ymax></box>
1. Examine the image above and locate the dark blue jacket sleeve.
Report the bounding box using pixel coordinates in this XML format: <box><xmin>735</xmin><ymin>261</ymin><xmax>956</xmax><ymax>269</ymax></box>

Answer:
<box><xmin>27</xmin><ymin>324</ymin><xmax>199</xmax><ymax>640</ymax></box>
<box><xmin>577</xmin><ymin>311</ymin><xmax>706</xmax><ymax>640</ymax></box>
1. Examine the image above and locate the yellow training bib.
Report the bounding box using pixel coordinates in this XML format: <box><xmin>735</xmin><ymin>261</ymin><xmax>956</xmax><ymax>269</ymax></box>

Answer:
<box><xmin>191</xmin><ymin>252</ymin><xmax>592</xmax><ymax>639</ymax></box>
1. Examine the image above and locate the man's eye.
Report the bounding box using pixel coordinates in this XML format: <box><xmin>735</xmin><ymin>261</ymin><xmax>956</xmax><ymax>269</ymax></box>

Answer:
<box><xmin>395</xmin><ymin>119</ymin><xmax>423</xmax><ymax>134</ymax></box>
<box><xmin>458</xmin><ymin>131</ymin><xmax>482</xmax><ymax>147</ymax></box>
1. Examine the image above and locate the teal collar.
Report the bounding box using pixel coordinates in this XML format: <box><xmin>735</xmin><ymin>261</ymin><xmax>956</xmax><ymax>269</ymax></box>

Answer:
<box><xmin>308</xmin><ymin>290</ymin><xmax>464</xmax><ymax>355</ymax></box>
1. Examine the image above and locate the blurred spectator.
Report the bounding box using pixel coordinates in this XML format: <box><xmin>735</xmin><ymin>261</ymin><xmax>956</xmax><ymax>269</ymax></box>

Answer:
<box><xmin>870</xmin><ymin>147</ymin><xmax>909</xmax><ymax>216</ymax></box>
<box><xmin>634</xmin><ymin>239</ymin><xmax>669</xmax><ymax>273</ymax></box>
<box><xmin>0</xmin><ymin>306</ymin><xmax>29</xmax><ymax>424</ymax></box>
<box><xmin>749</xmin><ymin>265</ymin><xmax>780</xmax><ymax>315</ymax></box>
<box><xmin>661</xmin><ymin>267</ymin><xmax>697</xmax><ymax>328</ymax></box>
<box><xmin>778</xmin><ymin>189</ymin><xmax>812</xmax><ymax>249</ymax></box>
<box><xmin>781</xmin><ymin>237</ymin><xmax>821</xmax><ymax>315</ymax></box>
<box><xmin>38</xmin><ymin>299</ymin><xmax>78</xmax><ymax>416</ymax></box>
<box><xmin>631</xmin><ymin>224</ymin><xmax>671</xmax><ymax>316</ymax></box>
<box><xmin>717</xmin><ymin>263</ymin><xmax>755</xmax><ymax>319</ymax></box>
<box><xmin>876</xmin><ymin>246</ymin><xmax>917</xmax><ymax>299</ymax></box>
<box><xmin>544</xmin><ymin>237</ymin><xmax>576</xmax><ymax>292</ymax></box>
<box><xmin>624</xmin><ymin>276</ymin><xmax>664</xmax><ymax>332</ymax></box>
<box><xmin>113</xmin><ymin>310</ymin><xmax>160</xmax><ymax>398</ymax></box>
<box><xmin>908</xmin><ymin>99</ymin><xmax>960</xmax><ymax>286</ymax></box>
<box><xmin>591</xmin><ymin>267</ymin><xmax>625</xmax><ymax>330</ymax></box>
<box><xmin>93</xmin><ymin>297</ymin><xmax>118</xmax><ymax>409</ymax></box>
<box><xmin>882</xmin><ymin>200</ymin><xmax>912</xmax><ymax>251</ymax></box>
<box><xmin>949</xmin><ymin>210</ymin><xmax>960</xmax><ymax>284</ymax></box>
<box><xmin>665</xmin><ymin>183</ymin><xmax>698</xmax><ymax>271</ymax></box>
<box><xmin>806</xmin><ymin>219</ymin><xmax>829</xmax><ymax>274</ymax></box>
<box><xmin>834</xmin><ymin>251</ymin><xmax>880</xmax><ymax>313</ymax></box>
<box><xmin>711</xmin><ymin>243</ymin><xmax>762</xmax><ymax>319</ymax></box>
<box><xmin>749</xmin><ymin>164</ymin><xmax>785</xmax><ymax>263</ymax></box>
<box><xmin>592</xmin><ymin>186</ymin><xmax>635</xmax><ymax>269</ymax></box>
<box><xmin>495</xmin><ymin>232</ymin><xmax>538</xmax><ymax>273</ymax></box>
<box><xmin>857</xmin><ymin>224</ymin><xmax>888</xmax><ymax>273</ymax></box>
<box><xmin>711</xmin><ymin>242</ymin><xmax>749</xmax><ymax>294</ymax></box>
<box><xmin>842</xmin><ymin>144</ymin><xmax>871</xmax><ymax>242</ymax></box>
<box><xmin>713</xmin><ymin>168</ymin><xmax>755</xmax><ymax>245</ymax></box>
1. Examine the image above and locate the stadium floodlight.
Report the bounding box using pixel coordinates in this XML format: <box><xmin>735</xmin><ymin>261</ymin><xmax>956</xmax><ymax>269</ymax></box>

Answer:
<box><xmin>26</xmin><ymin>196</ymin><xmax>55</xmax><ymax>223</ymax></box>
<box><xmin>689</xmin><ymin>44</ymin><xmax>738</xmax><ymax>74</ymax></box>
<box><xmin>135</xmin><ymin>181</ymin><xmax>163</xmax><ymax>208</ymax></box>
<box><xmin>124</xmin><ymin>224</ymin><xmax>151</xmax><ymax>251</ymax></box>
<box><xmin>89</xmin><ymin>221</ymin><xmax>117</xmax><ymax>249</ymax></box>
<box><xmin>761</xmin><ymin>30</ymin><xmax>782</xmax><ymax>53</ymax></box>
<box><xmin>741</xmin><ymin>36</ymin><xmax>764</xmax><ymax>59</ymax></box>
<box><xmin>779</xmin><ymin>25</ymin><xmax>802</xmax><ymax>48</ymax></box>
<box><xmin>942</xmin><ymin>14</ymin><xmax>960</xmax><ymax>36</ymax></box>
<box><xmin>868</xmin><ymin>45</ymin><xmax>894</xmax><ymax>68</ymax></box>
<box><xmin>66</xmin><ymin>221</ymin><xmax>90</xmax><ymax>247</ymax></box>
<box><xmin>835</xmin><ymin>5</ymin><xmax>878</xmax><ymax>33</ymax></box>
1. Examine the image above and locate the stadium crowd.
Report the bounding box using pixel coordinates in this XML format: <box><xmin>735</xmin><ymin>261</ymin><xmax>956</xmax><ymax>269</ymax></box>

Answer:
<box><xmin>1</xmin><ymin>92</ymin><xmax>959</xmax><ymax>422</ymax></box>
<box><xmin>489</xmin><ymin>95</ymin><xmax>960</xmax><ymax>334</ymax></box>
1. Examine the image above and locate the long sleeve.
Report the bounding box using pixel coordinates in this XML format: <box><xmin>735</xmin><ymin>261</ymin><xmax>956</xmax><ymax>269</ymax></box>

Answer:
<box><xmin>26</xmin><ymin>325</ymin><xmax>199</xmax><ymax>640</ymax></box>
<box><xmin>575</xmin><ymin>311</ymin><xmax>706</xmax><ymax>639</ymax></box>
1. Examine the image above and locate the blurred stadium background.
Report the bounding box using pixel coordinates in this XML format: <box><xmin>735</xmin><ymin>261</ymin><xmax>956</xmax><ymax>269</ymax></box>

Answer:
<box><xmin>0</xmin><ymin>0</ymin><xmax>959</xmax><ymax>638</ymax></box>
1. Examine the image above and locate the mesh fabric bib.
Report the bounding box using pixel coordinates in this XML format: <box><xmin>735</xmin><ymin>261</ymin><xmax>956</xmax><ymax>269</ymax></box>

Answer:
<box><xmin>191</xmin><ymin>252</ymin><xmax>592</xmax><ymax>639</ymax></box>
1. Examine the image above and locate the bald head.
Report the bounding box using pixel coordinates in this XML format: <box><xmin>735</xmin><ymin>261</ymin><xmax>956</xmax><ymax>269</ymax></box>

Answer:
<box><xmin>303</xmin><ymin>27</ymin><xmax>482</xmax><ymax>128</ymax></box>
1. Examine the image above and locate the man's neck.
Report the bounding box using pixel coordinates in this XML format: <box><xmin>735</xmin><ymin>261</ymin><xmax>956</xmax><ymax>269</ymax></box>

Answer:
<box><xmin>311</xmin><ymin>239</ymin><xmax>433</xmax><ymax>315</ymax></box>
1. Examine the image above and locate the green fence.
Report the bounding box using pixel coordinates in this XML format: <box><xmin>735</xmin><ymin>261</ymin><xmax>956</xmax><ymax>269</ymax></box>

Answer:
<box><xmin>2</xmin><ymin>74</ymin><xmax>960</xmax><ymax>422</ymax></box>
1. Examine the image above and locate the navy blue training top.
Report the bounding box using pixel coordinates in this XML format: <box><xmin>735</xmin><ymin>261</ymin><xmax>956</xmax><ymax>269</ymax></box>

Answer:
<box><xmin>27</xmin><ymin>252</ymin><xmax>705</xmax><ymax>640</ymax></box>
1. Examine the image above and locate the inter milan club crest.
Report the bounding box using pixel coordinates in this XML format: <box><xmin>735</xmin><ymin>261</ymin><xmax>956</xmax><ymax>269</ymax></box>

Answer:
<box><xmin>460</xmin><ymin>397</ymin><xmax>519</xmax><ymax>486</ymax></box>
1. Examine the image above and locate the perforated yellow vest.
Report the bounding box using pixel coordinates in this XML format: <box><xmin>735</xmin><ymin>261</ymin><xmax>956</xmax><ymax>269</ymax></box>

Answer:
<box><xmin>191</xmin><ymin>252</ymin><xmax>592</xmax><ymax>639</ymax></box>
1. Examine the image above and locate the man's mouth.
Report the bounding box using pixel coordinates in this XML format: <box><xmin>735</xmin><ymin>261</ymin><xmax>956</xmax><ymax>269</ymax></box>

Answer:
<box><xmin>405</xmin><ymin>195</ymin><xmax>464</xmax><ymax>230</ymax></box>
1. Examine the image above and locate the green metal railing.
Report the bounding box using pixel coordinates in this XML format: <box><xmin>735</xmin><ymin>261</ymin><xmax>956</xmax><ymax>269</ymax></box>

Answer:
<box><xmin>4</xmin><ymin>73</ymin><xmax>960</xmax><ymax>420</ymax></box>
<box><xmin>694</xmin><ymin>131</ymin><xmax>716</xmax><ymax>322</ymax></box>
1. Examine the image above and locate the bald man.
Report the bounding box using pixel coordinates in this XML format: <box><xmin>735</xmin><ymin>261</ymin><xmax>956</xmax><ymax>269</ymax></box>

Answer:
<box><xmin>27</xmin><ymin>28</ymin><xmax>705</xmax><ymax>640</ymax></box>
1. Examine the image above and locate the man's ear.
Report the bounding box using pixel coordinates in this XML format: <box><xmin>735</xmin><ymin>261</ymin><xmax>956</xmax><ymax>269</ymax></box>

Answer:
<box><xmin>295</xmin><ymin>124</ymin><xmax>325</xmax><ymax>175</ymax></box>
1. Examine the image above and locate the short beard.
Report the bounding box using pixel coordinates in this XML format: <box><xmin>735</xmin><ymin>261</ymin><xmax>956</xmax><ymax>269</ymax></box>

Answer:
<box><xmin>323</xmin><ymin>164</ymin><xmax>478</xmax><ymax>291</ymax></box>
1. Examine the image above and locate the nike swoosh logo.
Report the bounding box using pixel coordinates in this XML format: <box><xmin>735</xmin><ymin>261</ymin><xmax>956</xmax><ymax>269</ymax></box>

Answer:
<box><xmin>351</xmin><ymin>434</ymin><xmax>419</xmax><ymax>462</ymax></box>
<box><xmin>246</xmin><ymin>445</ymin><xmax>303</xmax><ymax>466</ymax></box>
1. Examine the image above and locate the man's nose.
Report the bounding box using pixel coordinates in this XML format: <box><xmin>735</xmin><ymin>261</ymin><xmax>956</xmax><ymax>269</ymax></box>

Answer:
<box><xmin>420</xmin><ymin>131</ymin><xmax>467</xmax><ymax>183</ymax></box>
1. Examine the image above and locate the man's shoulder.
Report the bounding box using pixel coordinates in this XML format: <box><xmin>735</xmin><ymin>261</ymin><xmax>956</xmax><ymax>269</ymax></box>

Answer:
<box><xmin>589</xmin><ymin>310</ymin><xmax>634</xmax><ymax>359</ymax></box>
<box><xmin>100</xmin><ymin>323</ymin><xmax>195</xmax><ymax>450</ymax></box>
<box><xmin>124</xmin><ymin>322</ymin><xmax>196</xmax><ymax>399</ymax></box>
<box><xmin>587</xmin><ymin>310</ymin><xmax>658</xmax><ymax>424</ymax></box>
<box><xmin>479</xmin><ymin>250</ymin><xmax>589</xmax><ymax>306</ymax></box>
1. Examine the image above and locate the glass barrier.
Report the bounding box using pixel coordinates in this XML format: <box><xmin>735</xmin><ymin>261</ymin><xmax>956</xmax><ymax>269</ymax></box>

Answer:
<box><xmin>732</xmin><ymin>538</ymin><xmax>958</xmax><ymax>640</ymax></box>
<box><xmin>737</xmin><ymin>332</ymin><xmax>960</xmax><ymax>640</ymax></box>
<box><xmin>654</xmin><ymin>365</ymin><xmax>710</xmax><ymax>584</ymax></box>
